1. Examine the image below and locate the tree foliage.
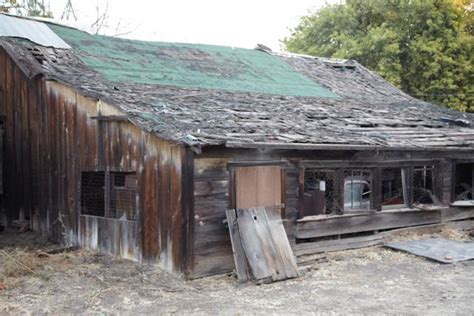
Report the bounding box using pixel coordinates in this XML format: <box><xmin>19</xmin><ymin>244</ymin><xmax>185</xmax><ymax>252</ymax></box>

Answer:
<box><xmin>0</xmin><ymin>0</ymin><xmax>53</xmax><ymax>18</ymax></box>
<box><xmin>284</xmin><ymin>0</ymin><xmax>473</xmax><ymax>112</ymax></box>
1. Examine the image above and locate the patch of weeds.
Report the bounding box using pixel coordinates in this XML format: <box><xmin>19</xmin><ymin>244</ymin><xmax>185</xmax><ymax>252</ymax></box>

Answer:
<box><xmin>0</xmin><ymin>249</ymin><xmax>43</xmax><ymax>277</ymax></box>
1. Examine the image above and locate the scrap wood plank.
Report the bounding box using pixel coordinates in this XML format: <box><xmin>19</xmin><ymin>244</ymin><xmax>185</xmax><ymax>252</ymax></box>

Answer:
<box><xmin>295</xmin><ymin>234</ymin><xmax>384</xmax><ymax>256</ymax></box>
<box><xmin>249</xmin><ymin>207</ymin><xmax>289</xmax><ymax>281</ymax></box>
<box><xmin>235</xmin><ymin>206</ymin><xmax>298</xmax><ymax>282</ymax></box>
<box><xmin>263</xmin><ymin>207</ymin><xmax>299</xmax><ymax>279</ymax></box>
<box><xmin>225</xmin><ymin>209</ymin><xmax>250</xmax><ymax>282</ymax></box>
<box><xmin>236</xmin><ymin>208</ymin><xmax>274</xmax><ymax>280</ymax></box>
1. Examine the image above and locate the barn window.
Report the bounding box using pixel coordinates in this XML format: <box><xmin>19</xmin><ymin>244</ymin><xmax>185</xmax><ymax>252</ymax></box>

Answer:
<box><xmin>382</xmin><ymin>168</ymin><xmax>405</xmax><ymax>208</ymax></box>
<box><xmin>109</xmin><ymin>172</ymin><xmax>138</xmax><ymax>220</ymax></box>
<box><xmin>454</xmin><ymin>163</ymin><xmax>474</xmax><ymax>201</ymax></box>
<box><xmin>344</xmin><ymin>170</ymin><xmax>372</xmax><ymax>212</ymax></box>
<box><xmin>413</xmin><ymin>166</ymin><xmax>435</xmax><ymax>204</ymax></box>
<box><xmin>81</xmin><ymin>171</ymin><xmax>137</xmax><ymax>220</ymax></box>
<box><xmin>81</xmin><ymin>171</ymin><xmax>106</xmax><ymax>217</ymax></box>
<box><xmin>302</xmin><ymin>169</ymin><xmax>342</xmax><ymax>216</ymax></box>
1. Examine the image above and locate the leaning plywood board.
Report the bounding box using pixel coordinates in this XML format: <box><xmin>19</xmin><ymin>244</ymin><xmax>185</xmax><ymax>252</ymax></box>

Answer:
<box><xmin>225</xmin><ymin>209</ymin><xmax>250</xmax><ymax>282</ymax></box>
<box><xmin>235</xmin><ymin>207</ymin><xmax>298</xmax><ymax>282</ymax></box>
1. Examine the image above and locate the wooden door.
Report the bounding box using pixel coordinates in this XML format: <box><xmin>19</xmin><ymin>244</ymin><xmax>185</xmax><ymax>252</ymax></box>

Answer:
<box><xmin>235</xmin><ymin>165</ymin><xmax>282</xmax><ymax>209</ymax></box>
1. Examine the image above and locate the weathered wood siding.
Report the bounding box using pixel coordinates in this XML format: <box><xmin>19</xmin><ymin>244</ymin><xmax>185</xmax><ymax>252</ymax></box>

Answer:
<box><xmin>192</xmin><ymin>158</ymin><xmax>232</xmax><ymax>277</ymax></box>
<box><xmin>0</xmin><ymin>48</ymin><xmax>188</xmax><ymax>274</ymax></box>
<box><xmin>191</xmin><ymin>157</ymin><xmax>298</xmax><ymax>278</ymax></box>
<box><xmin>190</xmin><ymin>148</ymin><xmax>474</xmax><ymax>278</ymax></box>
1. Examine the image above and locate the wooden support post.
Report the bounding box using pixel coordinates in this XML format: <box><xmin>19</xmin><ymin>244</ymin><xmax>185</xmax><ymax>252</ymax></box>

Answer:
<box><xmin>471</xmin><ymin>164</ymin><xmax>474</xmax><ymax>199</ymax></box>
<box><xmin>297</xmin><ymin>167</ymin><xmax>305</xmax><ymax>219</ymax></box>
<box><xmin>280</xmin><ymin>168</ymin><xmax>287</xmax><ymax>218</ymax></box>
<box><xmin>433</xmin><ymin>164</ymin><xmax>443</xmax><ymax>204</ymax></box>
<box><xmin>371</xmin><ymin>168</ymin><xmax>382</xmax><ymax>212</ymax></box>
<box><xmin>228</xmin><ymin>168</ymin><xmax>236</xmax><ymax>210</ymax></box>
<box><xmin>334</xmin><ymin>169</ymin><xmax>344</xmax><ymax>214</ymax></box>
<box><xmin>442</xmin><ymin>161</ymin><xmax>454</xmax><ymax>205</ymax></box>
<box><xmin>104</xmin><ymin>170</ymin><xmax>110</xmax><ymax>218</ymax></box>
<box><xmin>402</xmin><ymin>167</ymin><xmax>413</xmax><ymax>208</ymax></box>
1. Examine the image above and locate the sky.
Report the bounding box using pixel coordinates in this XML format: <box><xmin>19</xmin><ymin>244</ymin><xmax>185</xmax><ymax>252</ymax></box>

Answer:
<box><xmin>46</xmin><ymin>0</ymin><xmax>340</xmax><ymax>51</ymax></box>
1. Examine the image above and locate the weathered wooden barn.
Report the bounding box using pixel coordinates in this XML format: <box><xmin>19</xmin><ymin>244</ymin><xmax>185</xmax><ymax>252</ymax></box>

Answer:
<box><xmin>1</xmin><ymin>14</ymin><xmax>474</xmax><ymax>278</ymax></box>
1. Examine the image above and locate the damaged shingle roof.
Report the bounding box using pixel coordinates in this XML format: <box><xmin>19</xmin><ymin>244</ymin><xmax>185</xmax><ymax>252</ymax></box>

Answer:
<box><xmin>46</xmin><ymin>23</ymin><xmax>338</xmax><ymax>99</ymax></box>
<box><xmin>1</xmin><ymin>14</ymin><xmax>473</xmax><ymax>151</ymax></box>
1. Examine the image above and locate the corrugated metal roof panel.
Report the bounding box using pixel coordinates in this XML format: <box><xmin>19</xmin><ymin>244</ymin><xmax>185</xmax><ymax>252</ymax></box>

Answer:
<box><xmin>0</xmin><ymin>13</ymin><xmax>70</xmax><ymax>49</ymax></box>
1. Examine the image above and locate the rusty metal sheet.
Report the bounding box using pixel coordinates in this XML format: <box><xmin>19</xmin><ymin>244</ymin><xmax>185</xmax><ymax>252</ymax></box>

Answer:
<box><xmin>385</xmin><ymin>238</ymin><xmax>474</xmax><ymax>263</ymax></box>
<box><xmin>0</xmin><ymin>13</ymin><xmax>70</xmax><ymax>49</ymax></box>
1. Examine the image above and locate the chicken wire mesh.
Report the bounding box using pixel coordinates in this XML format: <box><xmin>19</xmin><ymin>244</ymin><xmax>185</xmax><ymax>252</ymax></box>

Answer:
<box><xmin>344</xmin><ymin>169</ymin><xmax>372</xmax><ymax>211</ymax></box>
<box><xmin>381</xmin><ymin>168</ymin><xmax>404</xmax><ymax>207</ymax></box>
<box><xmin>81</xmin><ymin>171</ymin><xmax>105</xmax><ymax>217</ymax></box>
<box><xmin>109</xmin><ymin>172</ymin><xmax>138</xmax><ymax>221</ymax></box>
<box><xmin>413</xmin><ymin>166</ymin><xmax>435</xmax><ymax>204</ymax></box>
<box><xmin>80</xmin><ymin>171</ymin><xmax>137</xmax><ymax>220</ymax></box>
<box><xmin>304</xmin><ymin>169</ymin><xmax>343</xmax><ymax>215</ymax></box>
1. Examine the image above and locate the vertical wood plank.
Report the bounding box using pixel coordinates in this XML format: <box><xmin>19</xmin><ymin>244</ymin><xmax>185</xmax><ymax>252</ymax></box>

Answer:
<box><xmin>236</xmin><ymin>207</ymin><xmax>298</xmax><ymax>282</ymax></box>
<box><xmin>104</xmin><ymin>170</ymin><xmax>110</xmax><ymax>217</ymax></box>
<box><xmin>235</xmin><ymin>166</ymin><xmax>258</xmax><ymax>208</ymax></box>
<box><xmin>183</xmin><ymin>148</ymin><xmax>195</xmax><ymax>276</ymax></box>
<box><xmin>334</xmin><ymin>169</ymin><xmax>344</xmax><ymax>214</ymax></box>
<box><xmin>402</xmin><ymin>166</ymin><xmax>414</xmax><ymax>208</ymax></box>
<box><xmin>297</xmin><ymin>167</ymin><xmax>305</xmax><ymax>219</ymax></box>
<box><xmin>372</xmin><ymin>168</ymin><xmax>382</xmax><ymax>211</ymax></box>
<box><xmin>280</xmin><ymin>168</ymin><xmax>287</xmax><ymax>218</ymax></box>
<box><xmin>226</xmin><ymin>209</ymin><xmax>250</xmax><ymax>282</ymax></box>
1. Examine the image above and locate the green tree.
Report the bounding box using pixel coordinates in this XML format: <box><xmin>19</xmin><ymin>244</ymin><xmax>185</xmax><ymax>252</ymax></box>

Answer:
<box><xmin>0</xmin><ymin>0</ymin><xmax>53</xmax><ymax>18</ymax></box>
<box><xmin>284</xmin><ymin>0</ymin><xmax>473</xmax><ymax>112</ymax></box>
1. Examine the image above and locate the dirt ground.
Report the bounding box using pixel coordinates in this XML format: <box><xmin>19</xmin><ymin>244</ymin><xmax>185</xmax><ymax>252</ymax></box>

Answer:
<box><xmin>1</xmin><ymin>228</ymin><xmax>474</xmax><ymax>315</ymax></box>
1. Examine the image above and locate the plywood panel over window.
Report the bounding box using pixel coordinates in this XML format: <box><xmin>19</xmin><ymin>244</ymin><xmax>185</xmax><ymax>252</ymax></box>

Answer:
<box><xmin>235</xmin><ymin>166</ymin><xmax>282</xmax><ymax>209</ymax></box>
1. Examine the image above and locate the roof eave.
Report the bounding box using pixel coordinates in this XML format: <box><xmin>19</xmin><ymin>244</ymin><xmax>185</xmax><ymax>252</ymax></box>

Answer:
<box><xmin>224</xmin><ymin>141</ymin><xmax>474</xmax><ymax>152</ymax></box>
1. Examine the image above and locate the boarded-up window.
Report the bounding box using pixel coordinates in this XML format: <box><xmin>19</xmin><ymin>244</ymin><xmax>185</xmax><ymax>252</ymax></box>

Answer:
<box><xmin>235</xmin><ymin>165</ymin><xmax>282</xmax><ymax>209</ymax></box>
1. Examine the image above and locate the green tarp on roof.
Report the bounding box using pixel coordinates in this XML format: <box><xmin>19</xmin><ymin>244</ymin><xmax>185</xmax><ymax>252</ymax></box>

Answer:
<box><xmin>47</xmin><ymin>23</ymin><xmax>338</xmax><ymax>98</ymax></box>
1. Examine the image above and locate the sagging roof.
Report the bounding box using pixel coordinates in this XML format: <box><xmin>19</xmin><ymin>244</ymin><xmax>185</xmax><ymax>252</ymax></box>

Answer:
<box><xmin>1</xmin><ymin>14</ymin><xmax>473</xmax><ymax>151</ymax></box>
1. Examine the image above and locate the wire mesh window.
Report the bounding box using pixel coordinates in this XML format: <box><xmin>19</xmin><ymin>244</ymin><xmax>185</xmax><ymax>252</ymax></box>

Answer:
<box><xmin>413</xmin><ymin>166</ymin><xmax>435</xmax><ymax>204</ymax></box>
<box><xmin>344</xmin><ymin>170</ymin><xmax>372</xmax><ymax>211</ymax></box>
<box><xmin>81</xmin><ymin>171</ymin><xmax>138</xmax><ymax>220</ymax></box>
<box><xmin>454</xmin><ymin>163</ymin><xmax>473</xmax><ymax>201</ymax></box>
<box><xmin>303</xmin><ymin>169</ymin><xmax>342</xmax><ymax>215</ymax></box>
<box><xmin>382</xmin><ymin>168</ymin><xmax>404</xmax><ymax>207</ymax></box>
<box><xmin>81</xmin><ymin>171</ymin><xmax>105</xmax><ymax>217</ymax></box>
<box><xmin>109</xmin><ymin>172</ymin><xmax>138</xmax><ymax>220</ymax></box>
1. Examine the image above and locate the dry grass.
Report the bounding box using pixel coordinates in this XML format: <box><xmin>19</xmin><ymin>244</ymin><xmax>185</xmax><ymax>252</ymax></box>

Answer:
<box><xmin>0</xmin><ymin>249</ymin><xmax>47</xmax><ymax>287</ymax></box>
<box><xmin>0</xmin><ymin>231</ymin><xmax>77</xmax><ymax>288</ymax></box>
<box><xmin>1</xmin><ymin>249</ymin><xmax>44</xmax><ymax>277</ymax></box>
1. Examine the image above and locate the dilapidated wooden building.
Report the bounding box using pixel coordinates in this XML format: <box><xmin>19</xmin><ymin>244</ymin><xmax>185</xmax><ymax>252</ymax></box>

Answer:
<box><xmin>1</xmin><ymin>14</ymin><xmax>474</xmax><ymax>278</ymax></box>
